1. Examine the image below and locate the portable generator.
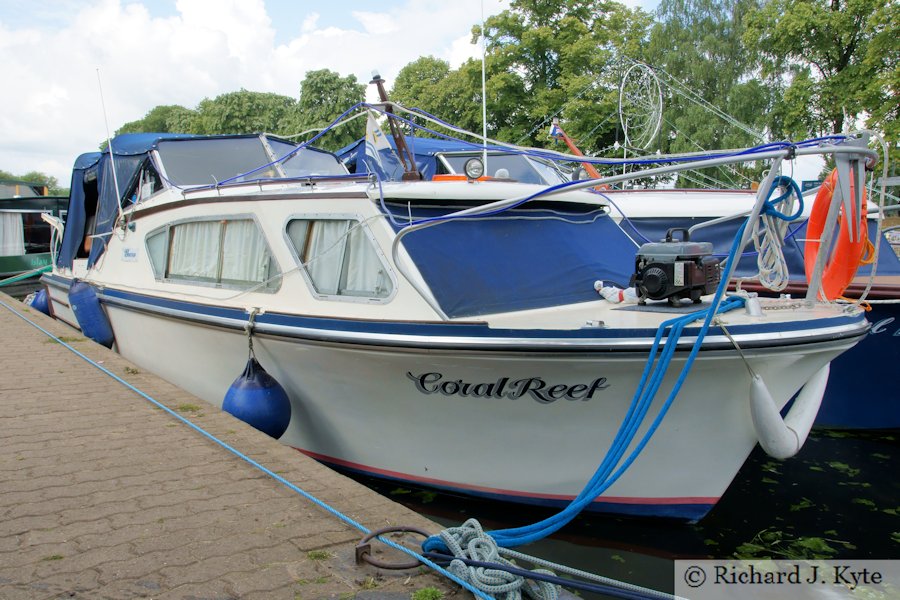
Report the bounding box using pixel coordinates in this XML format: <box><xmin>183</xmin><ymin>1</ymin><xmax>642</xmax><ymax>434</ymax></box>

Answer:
<box><xmin>630</xmin><ymin>228</ymin><xmax>721</xmax><ymax>305</ymax></box>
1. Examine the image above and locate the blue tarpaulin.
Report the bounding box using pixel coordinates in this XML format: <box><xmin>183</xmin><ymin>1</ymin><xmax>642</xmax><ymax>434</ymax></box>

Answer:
<box><xmin>383</xmin><ymin>203</ymin><xmax>639</xmax><ymax>318</ymax></box>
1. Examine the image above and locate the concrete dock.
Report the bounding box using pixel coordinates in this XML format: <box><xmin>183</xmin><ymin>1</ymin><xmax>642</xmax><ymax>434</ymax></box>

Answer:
<box><xmin>0</xmin><ymin>291</ymin><xmax>461</xmax><ymax>599</ymax></box>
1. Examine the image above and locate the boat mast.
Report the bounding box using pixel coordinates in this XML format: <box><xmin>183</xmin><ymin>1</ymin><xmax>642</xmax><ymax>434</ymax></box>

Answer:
<box><xmin>369</xmin><ymin>73</ymin><xmax>423</xmax><ymax>181</ymax></box>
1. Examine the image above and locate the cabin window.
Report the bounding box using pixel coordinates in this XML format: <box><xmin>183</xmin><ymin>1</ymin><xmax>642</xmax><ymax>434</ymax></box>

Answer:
<box><xmin>286</xmin><ymin>218</ymin><xmax>393</xmax><ymax>299</ymax></box>
<box><xmin>146</xmin><ymin>218</ymin><xmax>279</xmax><ymax>290</ymax></box>
<box><xmin>125</xmin><ymin>162</ymin><xmax>163</xmax><ymax>205</ymax></box>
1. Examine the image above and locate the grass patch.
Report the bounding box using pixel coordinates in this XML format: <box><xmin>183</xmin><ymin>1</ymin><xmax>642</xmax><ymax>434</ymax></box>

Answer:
<box><xmin>45</xmin><ymin>336</ymin><xmax>85</xmax><ymax>344</ymax></box>
<box><xmin>124</xmin><ymin>366</ymin><xmax>140</xmax><ymax>375</ymax></box>
<box><xmin>307</xmin><ymin>550</ymin><xmax>331</xmax><ymax>561</ymax></box>
<box><xmin>412</xmin><ymin>588</ymin><xmax>445</xmax><ymax>600</ymax></box>
<box><xmin>42</xmin><ymin>554</ymin><xmax>64</xmax><ymax>561</ymax></box>
<box><xmin>176</xmin><ymin>403</ymin><xmax>202</xmax><ymax>413</ymax></box>
<box><xmin>360</xmin><ymin>576</ymin><xmax>378</xmax><ymax>590</ymax></box>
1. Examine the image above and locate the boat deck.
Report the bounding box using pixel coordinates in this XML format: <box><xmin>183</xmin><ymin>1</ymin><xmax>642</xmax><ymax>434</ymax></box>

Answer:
<box><xmin>0</xmin><ymin>291</ymin><xmax>457</xmax><ymax>599</ymax></box>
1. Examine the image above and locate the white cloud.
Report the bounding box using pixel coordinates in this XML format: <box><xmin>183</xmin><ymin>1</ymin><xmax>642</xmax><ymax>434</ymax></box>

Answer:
<box><xmin>351</xmin><ymin>11</ymin><xmax>401</xmax><ymax>35</ymax></box>
<box><xmin>0</xmin><ymin>0</ymin><xmax>508</xmax><ymax>184</ymax></box>
<box><xmin>447</xmin><ymin>32</ymin><xmax>481</xmax><ymax>68</ymax></box>
<box><xmin>300</xmin><ymin>12</ymin><xmax>319</xmax><ymax>34</ymax></box>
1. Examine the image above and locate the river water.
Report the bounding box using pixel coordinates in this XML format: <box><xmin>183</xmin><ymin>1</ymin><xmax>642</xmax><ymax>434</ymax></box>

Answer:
<box><xmin>350</xmin><ymin>428</ymin><xmax>899</xmax><ymax>596</ymax></box>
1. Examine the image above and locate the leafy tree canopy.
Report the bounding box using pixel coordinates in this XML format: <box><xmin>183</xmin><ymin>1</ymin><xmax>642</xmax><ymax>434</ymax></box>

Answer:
<box><xmin>744</xmin><ymin>0</ymin><xmax>894</xmax><ymax>138</ymax></box>
<box><xmin>117</xmin><ymin>105</ymin><xmax>196</xmax><ymax>134</ymax></box>
<box><xmin>291</xmin><ymin>69</ymin><xmax>366</xmax><ymax>151</ymax></box>
<box><xmin>112</xmin><ymin>70</ymin><xmax>365</xmax><ymax>151</ymax></box>
<box><xmin>646</xmin><ymin>0</ymin><xmax>772</xmax><ymax>186</ymax></box>
<box><xmin>389</xmin><ymin>0</ymin><xmax>653</xmax><ymax>163</ymax></box>
<box><xmin>99</xmin><ymin>0</ymin><xmax>896</xmax><ymax>186</ymax></box>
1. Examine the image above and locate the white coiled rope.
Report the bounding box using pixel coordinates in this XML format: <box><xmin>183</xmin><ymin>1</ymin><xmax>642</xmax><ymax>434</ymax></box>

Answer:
<box><xmin>437</xmin><ymin>519</ymin><xmax>559</xmax><ymax>600</ymax></box>
<box><xmin>751</xmin><ymin>183</ymin><xmax>797</xmax><ymax>291</ymax></box>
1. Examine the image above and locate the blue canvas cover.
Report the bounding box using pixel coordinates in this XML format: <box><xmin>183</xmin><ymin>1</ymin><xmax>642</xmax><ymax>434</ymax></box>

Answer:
<box><xmin>58</xmin><ymin>133</ymin><xmax>242</xmax><ymax>269</ymax></box>
<box><xmin>383</xmin><ymin>203</ymin><xmax>639</xmax><ymax>318</ymax></box>
<box><xmin>58</xmin><ymin>152</ymin><xmax>101</xmax><ymax>269</ymax></box>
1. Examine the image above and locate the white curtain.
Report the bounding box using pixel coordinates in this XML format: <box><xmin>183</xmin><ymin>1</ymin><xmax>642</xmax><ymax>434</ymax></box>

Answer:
<box><xmin>342</xmin><ymin>226</ymin><xmax>389</xmax><ymax>296</ymax></box>
<box><xmin>305</xmin><ymin>220</ymin><xmax>350</xmax><ymax>294</ymax></box>
<box><xmin>0</xmin><ymin>213</ymin><xmax>25</xmax><ymax>256</ymax></box>
<box><xmin>287</xmin><ymin>218</ymin><xmax>390</xmax><ymax>297</ymax></box>
<box><xmin>221</xmin><ymin>220</ymin><xmax>269</xmax><ymax>283</ymax></box>
<box><xmin>168</xmin><ymin>221</ymin><xmax>220</xmax><ymax>279</ymax></box>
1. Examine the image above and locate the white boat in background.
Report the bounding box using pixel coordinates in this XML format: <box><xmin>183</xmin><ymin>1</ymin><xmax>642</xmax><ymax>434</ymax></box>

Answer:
<box><xmin>40</xmin><ymin>119</ymin><xmax>875</xmax><ymax>521</ymax></box>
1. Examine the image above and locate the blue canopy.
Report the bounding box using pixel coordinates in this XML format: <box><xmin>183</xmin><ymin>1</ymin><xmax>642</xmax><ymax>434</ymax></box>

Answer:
<box><xmin>58</xmin><ymin>152</ymin><xmax>101</xmax><ymax>269</ymax></box>
<box><xmin>58</xmin><ymin>133</ymin><xmax>207</xmax><ymax>269</ymax></box>
<box><xmin>58</xmin><ymin>133</ymin><xmax>297</xmax><ymax>269</ymax></box>
<box><xmin>384</xmin><ymin>203</ymin><xmax>638</xmax><ymax>318</ymax></box>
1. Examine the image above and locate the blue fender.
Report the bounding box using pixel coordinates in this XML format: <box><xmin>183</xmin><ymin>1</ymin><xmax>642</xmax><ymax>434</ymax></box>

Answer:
<box><xmin>223</xmin><ymin>357</ymin><xmax>292</xmax><ymax>439</ymax></box>
<box><xmin>69</xmin><ymin>281</ymin><xmax>115</xmax><ymax>348</ymax></box>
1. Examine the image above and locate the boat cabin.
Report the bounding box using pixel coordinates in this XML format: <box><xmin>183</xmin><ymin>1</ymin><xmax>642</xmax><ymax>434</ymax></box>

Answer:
<box><xmin>57</xmin><ymin>133</ymin><xmax>348</xmax><ymax>272</ymax></box>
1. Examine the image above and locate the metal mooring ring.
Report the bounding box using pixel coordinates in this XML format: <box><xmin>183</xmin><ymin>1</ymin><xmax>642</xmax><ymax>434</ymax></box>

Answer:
<box><xmin>355</xmin><ymin>525</ymin><xmax>432</xmax><ymax>570</ymax></box>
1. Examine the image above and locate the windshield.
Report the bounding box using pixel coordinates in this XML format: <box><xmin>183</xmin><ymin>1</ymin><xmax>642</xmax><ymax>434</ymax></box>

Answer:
<box><xmin>268</xmin><ymin>140</ymin><xmax>347</xmax><ymax>177</ymax></box>
<box><xmin>157</xmin><ymin>137</ymin><xmax>347</xmax><ymax>186</ymax></box>
<box><xmin>157</xmin><ymin>138</ymin><xmax>278</xmax><ymax>186</ymax></box>
<box><xmin>440</xmin><ymin>153</ymin><xmax>566</xmax><ymax>185</ymax></box>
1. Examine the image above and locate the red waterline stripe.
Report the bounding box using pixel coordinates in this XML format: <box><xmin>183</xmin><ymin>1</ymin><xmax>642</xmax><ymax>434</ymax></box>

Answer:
<box><xmin>296</xmin><ymin>448</ymin><xmax>719</xmax><ymax>506</ymax></box>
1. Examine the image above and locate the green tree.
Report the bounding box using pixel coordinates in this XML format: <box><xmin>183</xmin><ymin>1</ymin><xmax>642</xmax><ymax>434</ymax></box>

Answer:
<box><xmin>387</xmin><ymin>0</ymin><xmax>652</xmax><ymax>162</ymax></box>
<box><xmin>858</xmin><ymin>0</ymin><xmax>898</xmax><ymax>148</ymax></box>
<box><xmin>192</xmin><ymin>89</ymin><xmax>298</xmax><ymax>135</ymax></box>
<box><xmin>116</xmin><ymin>105</ymin><xmax>196</xmax><ymax>134</ymax></box>
<box><xmin>744</xmin><ymin>0</ymin><xmax>895</xmax><ymax>138</ymax></box>
<box><xmin>289</xmin><ymin>69</ymin><xmax>366</xmax><ymax>150</ymax></box>
<box><xmin>391</xmin><ymin>56</ymin><xmax>451</xmax><ymax>113</ymax></box>
<box><xmin>480</xmin><ymin>0</ymin><xmax>653</xmax><ymax>153</ymax></box>
<box><xmin>646</xmin><ymin>0</ymin><xmax>771</xmax><ymax>187</ymax></box>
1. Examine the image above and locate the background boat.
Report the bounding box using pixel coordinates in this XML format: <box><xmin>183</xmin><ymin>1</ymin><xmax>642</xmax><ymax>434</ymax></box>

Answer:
<box><xmin>0</xmin><ymin>180</ymin><xmax>67</xmax><ymax>298</ymax></box>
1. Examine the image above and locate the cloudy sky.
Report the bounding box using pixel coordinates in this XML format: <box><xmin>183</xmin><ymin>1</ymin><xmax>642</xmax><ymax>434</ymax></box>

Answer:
<box><xmin>1</xmin><ymin>0</ymin><xmax>660</xmax><ymax>186</ymax></box>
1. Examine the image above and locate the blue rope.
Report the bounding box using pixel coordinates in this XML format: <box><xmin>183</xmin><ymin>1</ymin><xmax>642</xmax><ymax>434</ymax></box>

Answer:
<box><xmin>760</xmin><ymin>175</ymin><xmax>804</xmax><ymax>221</ymax></box>
<box><xmin>433</xmin><ymin>176</ymin><xmax>802</xmax><ymax>549</ymax></box>
<box><xmin>0</xmin><ymin>297</ymin><xmax>493</xmax><ymax>600</ymax></box>
<box><xmin>424</xmin><ymin>216</ymin><xmax>752</xmax><ymax>552</ymax></box>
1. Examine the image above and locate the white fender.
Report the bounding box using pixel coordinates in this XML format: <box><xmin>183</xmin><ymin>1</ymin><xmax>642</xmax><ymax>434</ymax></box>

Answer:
<box><xmin>750</xmin><ymin>364</ymin><xmax>830</xmax><ymax>459</ymax></box>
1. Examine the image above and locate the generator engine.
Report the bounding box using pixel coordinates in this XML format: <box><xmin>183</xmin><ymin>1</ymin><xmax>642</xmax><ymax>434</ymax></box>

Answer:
<box><xmin>630</xmin><ymin>228</ymin><xmax>721</xmax><ymax>305</ymax></box>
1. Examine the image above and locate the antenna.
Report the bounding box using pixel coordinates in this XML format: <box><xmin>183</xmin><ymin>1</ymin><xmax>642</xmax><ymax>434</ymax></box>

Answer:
<box><xmin>96</xmin><ymin>68</ymin><xmax>124</xmax><ymax>223</ymax></box>
<box><xmin>480</xmin><ymin>0</ymin><xmax>488</xmax><ymax>174</ymax></box>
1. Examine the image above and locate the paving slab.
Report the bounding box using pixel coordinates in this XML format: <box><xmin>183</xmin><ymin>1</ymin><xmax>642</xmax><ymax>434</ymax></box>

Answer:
<box><xmin>0</xmin><ymin>292</ymin><xmax>463</xmax><ymax>600</ymax></box>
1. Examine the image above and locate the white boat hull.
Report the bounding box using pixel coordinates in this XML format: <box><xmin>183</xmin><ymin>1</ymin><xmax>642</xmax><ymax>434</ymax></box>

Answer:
<box><xmin>75</xmin><ymin>288</ymin><xmax>862</xmax><ymax>521</ymax></box>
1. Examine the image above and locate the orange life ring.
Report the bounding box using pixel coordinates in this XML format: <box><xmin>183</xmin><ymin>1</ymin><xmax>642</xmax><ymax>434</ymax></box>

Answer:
<box><xmin>803</xmin><ymin>168</ymin><xmax>868</xmax><ymax>300</ymax></box>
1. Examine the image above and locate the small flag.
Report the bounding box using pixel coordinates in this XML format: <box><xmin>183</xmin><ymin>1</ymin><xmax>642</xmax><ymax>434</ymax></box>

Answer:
<box><xmin>365</xmin><ymin>111</ymin><xmax>391</xmax><ymax>172</ymax></box>
<box><xmin>548</xmin><ymin>121</ymin><xmax>563</xmax><ymax>139</ymax></box>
